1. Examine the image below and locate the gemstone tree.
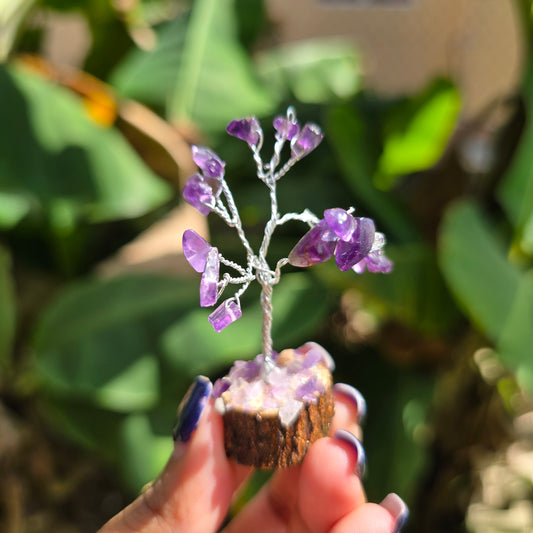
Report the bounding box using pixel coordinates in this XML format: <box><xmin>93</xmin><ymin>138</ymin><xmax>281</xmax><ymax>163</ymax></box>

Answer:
<box><xmin>182</xmin><ymin>107</ymin><xmax>391</xmax><ymax>368</ymax></box>
<box><xmin>181</xmin><ymin>107</ymin><xmax>392</xmax><ymax>467</ymax></box>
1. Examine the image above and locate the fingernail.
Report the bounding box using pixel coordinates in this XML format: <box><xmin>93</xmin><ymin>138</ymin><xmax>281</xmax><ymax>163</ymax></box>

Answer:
<box><xmin>172</xmin><ymin>376</ymin><xmax>212</xmax><ymax>443</ymax></box>
<box><xmin>334</xmin><ymin>429</ymin><xmax>366</xmax><ymax>477</ymax></box>
<box><xmin>380</xmin><ymin>493</ymin><xmax>409</xmax><ymax>533</ymax></box>
<box><xmin>333</xmin><ymin>383</ymin><xmax>367</xmax><ymax>423</ymax></box>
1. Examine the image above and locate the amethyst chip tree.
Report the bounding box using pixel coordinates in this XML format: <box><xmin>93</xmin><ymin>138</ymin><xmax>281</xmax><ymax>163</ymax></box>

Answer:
<box><xmin>181</xmin><ymin>107</ymin><xmax>392</xmax><ymax>468</ymax></box>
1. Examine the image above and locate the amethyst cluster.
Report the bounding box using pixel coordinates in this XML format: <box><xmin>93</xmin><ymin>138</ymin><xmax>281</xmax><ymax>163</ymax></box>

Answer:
<box><xmin>181</xmin><ymin>108</ymin><xmax>392</xmax><ymax>335</ymax></box>
<box><xmin>212</xmin><ymin>342</ymin><xmax>335</xmax><ymax>427</ymax></box>
<box><xmin>288</xmin><ymin>208</ymin><xmax>392</xmax><ymax>274</ymax></box>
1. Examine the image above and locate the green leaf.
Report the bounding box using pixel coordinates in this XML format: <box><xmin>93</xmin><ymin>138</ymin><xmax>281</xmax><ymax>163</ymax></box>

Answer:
<box><xmin>438</xmin><ymin>200</ymin><xmax>521</xmax><ymax>342</ymax></box>
<box><xmin>112</xmin><ymin>0</ymin><xmax>275</xmax><ymax>130</ymax></box>
<box><xmin>117</xmin><ymin>414</ymin><xmax>172</xmax><ymax>491</ymax></box>
<box><xmin>439</xmin><ymin>200</ymin><xmax>533</xmax><ymax>393</ymax></box>
<box><xmin>162</xmin><ymin>273</ymin><xmax>332</xmax><ymax>373</ymax></box>
<box><xmin>0</xmin><ymin>192</ymin><xmax>31</xmax><ymax>228</ymax></box>
<box><xmin>0</xmin><ymin>245</ymin><xmax>16</xmax><ymax>369</ymax></box>
<box><xmin>497</xmin><ymin>273</ymin><xmax>533</xmax><ymax>391</ymax></box>
<box><xmin>257</xmin><ymin>39</ymin><xmax>361</xmax><ymax>104</ymax></box>
<box><xmin>41</xmin><ymin>396</ymin><xmax>173</xmax><ymax>492</ymax></box>
<box><xmin>376</xmin><ymin>80</ymin><xmax>460</xmax><ymax>188</ymax></box>
<box><xmin>110</xmin><ymin>14</ymin><xmax>189</xmax><ymax>109</ymax></box>
<box><xmin>326</xmin><ymin>104</ymin><xmax>420</xmax><ymax>243</ymax></box>
<box><xmin>169</xmin><ymin>0</ymin><xmax>274</xmax><ymax>128</ymax></box>
<box><xmin>0</xmin><ymin>65</ymin><xmax>171</xmax><ymax>226</ymax></box>
<box><xmin>498</xmin><ymin>62</ymin><xmax>533</xmax><ymax>255</ymax></box>
<box><xmin>33</xmin><ymin>274</ymin><xmax>199</xmax><ymax>412</ymax></box>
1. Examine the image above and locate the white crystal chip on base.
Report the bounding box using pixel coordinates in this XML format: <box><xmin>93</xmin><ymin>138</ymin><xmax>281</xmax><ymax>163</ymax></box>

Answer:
<box><xmin>212</xmin><ymin>342</ymin><xmax>334</xmax><ymax>427</ymax></box>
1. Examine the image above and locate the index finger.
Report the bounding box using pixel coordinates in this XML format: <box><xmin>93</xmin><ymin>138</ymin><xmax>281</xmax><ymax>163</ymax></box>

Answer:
<box><xmin>99</xmin><ymin>376</ymin><xmax>251</xmax><ymax>533</ymax></box>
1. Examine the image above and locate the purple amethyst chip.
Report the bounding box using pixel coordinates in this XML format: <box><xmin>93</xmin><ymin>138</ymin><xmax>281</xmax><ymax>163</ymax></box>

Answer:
<box><xmin>273</xmin><ymin>115</ymin><xmax>299</xmax><ymax>141</ymax></box>
<box><xmin>192</xmin><ymin>145</ymin><xmax>225</xmax><ymax>179</ymax></box>
<box><xmin>183</xmin><ymin>173</ymin><xmax>214</xmax><ymax>215</ymax></box>
<box><xmin>299</xmin><ymin>342</ymin><xmax>336</xmax><ymax>371</ymax></box>
<box><xmin>226</xmin><ymin>117</ymin><xmax>262</xmax><ymax>146</ymax></box>
<box><xmin>295</xmin><ymin>376</ymin><xmax>324</xmax><ymax>403</ymax></box>
<box><xmin>291</xmin><ymin>123</ymin><xmax>324</xmax><ymax>158</ymax></box>
<box><xmin>230</xmin><ymin>358</ymin><xmax>261</xmax><ymax>381</ymax></box>
<box><xmin>288</xmin><ymin>219</ymin><xmax>337</xmax><ymax>267</ymax></box>
<box><xmin>354</xmin><ymin>250</ymin><xmax>393</xmax><ymax>274</ymax></box>
<box><xmin>208</xmin><ymin>299</ymin><xmax>242</xmax><ymax>332</ymax></box>
<box><xmin>334</xmin><ymin>217</ymin><xmax>376</xmax><ymax>271</ymax></box>
<box><xmin>200</xmin><ymin>247</ymin><xmax>220</xmax><ymax>307</ymax></box>
<box><xmin>212</xmin><ymin>377</ymin><xmax>231</xmax><ymax>398</ymax></box>
<box><xmin>324</xmin><ymin>208</ymin><xmax>356</xmax><ymax>241</ymax></box>
<box><xmin>182</xmin><ymin>229</ymin><xmax>212</xmax><ymax>273</ymax></box>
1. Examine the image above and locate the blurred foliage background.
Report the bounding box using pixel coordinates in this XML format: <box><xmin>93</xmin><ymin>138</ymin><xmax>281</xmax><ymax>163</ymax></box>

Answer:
<box><xmin>2</xmin><ymin>0</ymin><xmax>533</xmax><ymax>531</ymax></box>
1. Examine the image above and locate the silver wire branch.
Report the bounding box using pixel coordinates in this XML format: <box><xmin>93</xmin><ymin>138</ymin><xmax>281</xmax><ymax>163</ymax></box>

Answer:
<box><xmin>266</xmin><ymin>132</ymin><xmax>288</xmax><ymax>181</ymax></box>
<box><xmin>219</xmin><ymin>253</ymin><xmax>248</xmax><ymax>276</ymax></box>
<box><xmin>234</xmin><ymin>281</ymin><xmax>251</xmax><ymax>301</ymax></box>
<box><xmin>257</xmin><ymin>270</ymin><xmax>275</xmax><ymax>376</ymax></box>
<box><xmin>251</xmin><ymin>130</ymin><xmax>267</xmax><ymax>182</ymax></box>
<box><xmin>252</xmin><ymin>146</ymin><xmax>267</xmax><ymax>182</ymax></box>
<box><xmin>217</xmin><ymin>275</ymin><xmax>253</xmax><ymax>301</ymax></box>
<box><xmin>197</xmin><ymin>108</ymin><xmax>324</xmax><ymax>378</ymax></box>
<box><xmin>259</xmin><ymin>182</ymin><xmax>278</xmax><ymax>262</ymax></box>
<box><xmin>212</xmin><ymin>196</ymin><xmax>232</xmax><ymax>225</ymax></box>
<box><xmin>277</xmin><ymin>209</ymin><xmax>320</xmax><ymax>227</ymax></box>
<box><xmin>220</xmin><ymin>181</ymin><xmax>255</xmax><ymax>260</ymax></box>
<box><xmin>274</xmin><ymin>258</ymin><xmax>289</xmax><ymax>282</ymax></box>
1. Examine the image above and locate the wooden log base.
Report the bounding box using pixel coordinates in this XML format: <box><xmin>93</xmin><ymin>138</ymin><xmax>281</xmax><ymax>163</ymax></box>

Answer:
<box><xmin>222</xmin><ymin>388</ymin><xmax>334</xmax><ymax>468</ymax></box>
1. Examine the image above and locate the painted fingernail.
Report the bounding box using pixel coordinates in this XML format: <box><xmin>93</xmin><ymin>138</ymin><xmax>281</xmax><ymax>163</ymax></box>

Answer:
<box><xmin>333</xmin><ymin>383</ymin><xmax>367</xmax><ymax>423</ymax></box>
<box><xmin>334</xmin><ymin>429</ymin><xmax>366</xmax><ymax>477</ymax></box>
<box><xmin>380</xmin><ymin>493</ymin><xmax>409</xmax><ymax>533</ymax></box>
<box><xmin>172</xmin><ymin>376</ymin><xmax>212</xmax><ymax>443</ymax></box>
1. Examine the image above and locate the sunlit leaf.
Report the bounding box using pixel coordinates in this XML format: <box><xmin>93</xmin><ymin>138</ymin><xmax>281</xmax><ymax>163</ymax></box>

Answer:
<box><xmin>170</xmin><ymin>0</ymin><xmax>274</xmax><ymax>128</ymax></box>
<box><xmin>376</xmin><ymin>80</ymin><xmax>460</xmax><ymax>188</ymax></box>
<box><xmin>118</xmin><ymin>414</ymin><xmax>172</xmax><ymax>491</ymax></box>
<box><xmin>33</xmin><ymin>275</ymin><xmax>199</xmax><ymax>411</ymax></box>
<box><xmin>0</xmin><ymin>192</ymin><xmax>30</xmax><ymax>228</ymax></box>
<box><xmin>498</xmin><ymin>62</ymin><xmax>533</xmax><ymax>255</ymax></box>
<box><xmin>0</xmin><ymin>65</ymin><xmax>172</xmax><ymax>225</ymax></box>
<box><xmin>326</xmin><ymin>104</ymin><xmax>420</xmax><ymax>243</ymax></box>
<box><xmin>257</xmin><ymin>39</ymin><xmax>361</xmax><ymax>103</ymax></box>
<box><xmin>497</xmin><ymin>273</ymin><xmax>533</xmax><ymax>392</ymax></box>
<box><xmin>439</xmin><ymin>200</ymin><xmax>533</xmax><ymax>393</ymax></box>
<box><xmin>110</xmin><ymin>13</ymin><xmax>189</xmax><ymax>109</ymax></box>
<box><xmin>438</xmin><ymin>200</ymin><xmax>520</xmax><ymax>341</ymax></box>
<box><xmin>112</xmin><ymin>0</ymin><xmax>275</xmax><ymax>130</ymax></box>
<box><xmin>41</xmin><ymin>393</ymin><xmax>173</xmax><ymax>492</ymax></box>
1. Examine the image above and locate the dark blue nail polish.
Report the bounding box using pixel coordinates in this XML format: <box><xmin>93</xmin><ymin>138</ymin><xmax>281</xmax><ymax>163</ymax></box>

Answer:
<box><xmin>172</xmin><ymin>376</ymin><xmax>212</xmax><ymax>443</ymax></box>
<box><xmin>333</xmin><ymin>383</ymin><xmax>367</xmax><ymax>423</ymax></box>
<box><xmin>334</xmin><ymin>429</ymin><xmax>366</xmax><ymax>477</ymax></box>
<box><xmin>380</xmin><ymin>493</ymin><xmax>409</xmax><ymax>533</ymax></box>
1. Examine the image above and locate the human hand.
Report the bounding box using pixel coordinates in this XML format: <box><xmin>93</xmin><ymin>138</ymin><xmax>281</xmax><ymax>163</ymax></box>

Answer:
<box><xmin>98</xmin><ymin>377</ymin><xmax>408</xmax><ymax>533</ymax></box>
